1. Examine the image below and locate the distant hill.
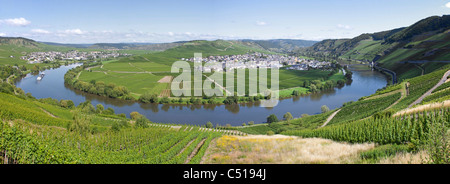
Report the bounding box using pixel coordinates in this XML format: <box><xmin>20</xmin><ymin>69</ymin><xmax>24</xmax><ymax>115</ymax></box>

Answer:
<box><xmin>242</xmin><ymin>39</ymin><xmax>318</xmax><ymax>53</ymax></box>
<box><xmin>89</xmin><ymin>42</ymin><xmax>184</xmax><ymax>51</ymax></box>
<box><xmin>296</xmin><ymin>15</ymin><xmax>450</xmax><ymax>81</ymax></box>
<box><xmin>139</xmin><ymin>40</ymin><xmax>275</xmax><ymax>62</ymax></box>
<box><xmin>0</xmin><ymin>37</ymin><xmax>40</xmax><ymax>48</ymax></box>
<box><xmin>41</xmin><ymin>42</ymin><xmax>93</xmax><ymax>48</ymax></box>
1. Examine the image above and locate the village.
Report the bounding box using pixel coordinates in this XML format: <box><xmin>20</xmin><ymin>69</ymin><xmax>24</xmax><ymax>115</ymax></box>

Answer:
<box><xmin>183</xmin><ymin>52</ymin><xmax>332</xmax><ymax>72</ymax></box>
<box><xmin>21</xmin><ymin>50</ymin><xmax>131</xmax><ymax>64</ymax></box>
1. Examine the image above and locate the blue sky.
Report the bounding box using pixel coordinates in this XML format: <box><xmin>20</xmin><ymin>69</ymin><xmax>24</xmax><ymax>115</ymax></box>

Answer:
<box><xmin>0</xmin><ymin>0</ymin><xmax>449</xmax><ymax>43</ymax></box>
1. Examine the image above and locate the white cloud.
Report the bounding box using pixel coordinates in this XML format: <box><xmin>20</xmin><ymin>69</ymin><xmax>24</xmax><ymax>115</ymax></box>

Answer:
<box><xmin>256</xmin><ymin>21</ymin><xmax>267</xmax><ymax>26</ymax></box>
<box><xmin>63</xmin><ymin>29</ymin><xmax>85</xmax><ymax>35</ymax></box>
<box><xmin>31</xmin><ymin>29</ymin><xmax>51</xmax><ymax>34</ymax></box>
<box><xmin>446</xmin><ymin>2</ymin><xmax>450</xmax><ymax>8</ymax></box>
<box><xmin>0</xmin><ymin>18</ymin><xmax>31</xmax><ymax>26</ymax></box>
<box><xmin>0</xmin><ymin>33</ymin><xmax>6</xmax><ymax>36</ymax></box>
<box><xmin>337</xmin><ymin>24</ymin><xmax>352</xmax><ymax>30</ymax></box>
<box><xmin>168</xmin><ymin>32</ymin><xmax>174</xmax><ymax>36</ymax></box>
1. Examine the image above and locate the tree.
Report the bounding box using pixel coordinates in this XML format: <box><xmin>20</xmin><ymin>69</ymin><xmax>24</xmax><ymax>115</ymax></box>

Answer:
<box><xmin>205</xmin><ymin>121</ymin><xmax>213</xmax><ymax>128</ymax></box>
<box><xmin>139</xmin><ymin>93</ymin><xmax>158</xmax><ymax>103</ymax></box>
<box><xmin>267</xmin><ymin>114</ymin><xmax>279</xmax><ymax>124</ymax></box>
<box><xmin>135</xmin><ymin>117</ymin><xmax>149</xmax><ymax>129</ymax></box>
<box><xmin>130</xmin><ymin>111</ymin><xmax>143</xmax><ymax>120</ymax></box>
<box><xmin>321</xmin><ymin>105</ymin><xmax>330</xmax><ymax>113</ymax></box>
<box><xmin>283</xmin><ymin>112</ymin><xmax>293</xmax><ymax>121</ymax></box>
<box><xmin>96</xmin><ymin>104</ymin><xmax>104</xmax><ymax>113</ymax></box>
<box><xmin>69</xmin><ymin>110</ymin><xmax>91</xmax><ymax>137</ymax></box>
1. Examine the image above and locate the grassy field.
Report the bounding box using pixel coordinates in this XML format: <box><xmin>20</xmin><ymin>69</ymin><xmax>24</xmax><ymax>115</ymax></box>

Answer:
<box><xmin>202</xmin><ymin>135</ymin><xmax>374</xmax><ymax>164</ymax></box>
<box><xmin>78</xmin><ymin>70</ymin><xmax>169</xmax><ymax>96</ymax></box>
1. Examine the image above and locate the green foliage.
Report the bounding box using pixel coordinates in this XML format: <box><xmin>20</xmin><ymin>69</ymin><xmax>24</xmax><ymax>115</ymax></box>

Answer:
<box><xmin>65</xmin><ymin>65</ymin><xmax>130</xmax><ymax>99</ymax></box>
<box><xmin>135</xmin><ymin>117</ymin><xmax>150</xmax><ymax>129</ymax></box>
<box><xmin>205</xmin><ymin>122</ymin><xmax>213</xmax><ymax>128</ymax></box>
<box><xmin>266</xmin><ymin>114</ymin><xmax>279</xmax><ymax>124</ymax></box>
<box><xmin>139</xmin><ymin>92</ymin><xmax>159</xmax><ymax>103</ymax></box>
<box><xmin>321</xmin><ymin>105</ymin><xmax>330</xmax><ymax>113</ymax></box>
<box><xmin>68</xmin><ymin>110</ymin><xmax>91</xmax><ymax>137</ymax></box>
<box><xmin>423</xmin><ymin>114</ymin><xmax>450</xmax><ymax>164</ymax></box>
<box><xmin>283</xmin><ymin>112</ymin><xmax>293</xmax><ymax>121</ymax></box>
<box><xmin>130</xmin><ymin>111</ymin><xmax>144</xmax><ymax>120</ymax></box>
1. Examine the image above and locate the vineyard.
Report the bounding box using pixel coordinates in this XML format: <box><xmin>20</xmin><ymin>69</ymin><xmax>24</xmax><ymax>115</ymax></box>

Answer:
<box><xmin>391</xmin><ymin>67</ymin><xmax>450</xmax><ymax>111</ymax></box>
<box><xmin>0</xmin><ymin>120</ymin><xmax>221</xmax><ymax>164</ymax></box>
<box><xmin>328</xmin><ymin>92</ymin><xmax>401</xmax><ymax>125</ymax></box>
<box><xmin>283</xmin><ymin>108</ymin><xmax>449</xmax><ymax>145</ymax></box>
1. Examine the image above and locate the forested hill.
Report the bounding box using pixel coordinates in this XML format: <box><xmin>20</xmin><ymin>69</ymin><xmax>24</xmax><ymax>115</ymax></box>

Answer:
<box><xmin>296</xmin><ymin>15</ymin><xmax>450</xmax><ymax>81</ymax></box>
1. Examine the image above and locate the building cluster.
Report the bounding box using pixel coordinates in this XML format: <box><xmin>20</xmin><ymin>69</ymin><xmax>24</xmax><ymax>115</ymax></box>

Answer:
<box><xmin>183</xmin><ymin>52</ymin><xmax>332</xmax><ymax>72</ymax></box>
<box><xmin>22</xmin><ymin>50</ymin><xmax>131</xmax><ymax>64</ymax></box>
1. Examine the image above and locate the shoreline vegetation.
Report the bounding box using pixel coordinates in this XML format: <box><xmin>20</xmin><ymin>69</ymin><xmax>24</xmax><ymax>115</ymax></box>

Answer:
<box><xmin>64</xmin><ymin>61</ymin><xmax>353</xmax><ymax>105</ymax></box>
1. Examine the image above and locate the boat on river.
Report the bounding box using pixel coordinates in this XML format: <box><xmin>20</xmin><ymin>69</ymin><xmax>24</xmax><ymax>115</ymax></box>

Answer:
<box><xmin>37</xmin><ymin>72</ymin><xmax>45</xmax><ymax>81</ymax></box>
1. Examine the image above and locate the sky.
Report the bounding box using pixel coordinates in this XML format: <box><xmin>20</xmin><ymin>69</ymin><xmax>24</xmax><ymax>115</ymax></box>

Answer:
<box><xmin>0</xmin><ymin>0</ymin><xmax>449</xmax><ymax>43</ymax></box>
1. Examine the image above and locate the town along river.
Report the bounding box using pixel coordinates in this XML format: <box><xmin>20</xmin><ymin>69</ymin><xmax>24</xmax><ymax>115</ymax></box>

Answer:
<box><xmin>15</xmin><ymin>64</ymin><xmax>388</xmax><ymax>126</ymax></box>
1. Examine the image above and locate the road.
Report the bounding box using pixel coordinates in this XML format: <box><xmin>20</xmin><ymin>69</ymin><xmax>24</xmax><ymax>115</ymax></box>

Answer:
<box><xmin>408</xmin><ymin>70</ymin><xmax>450</xmax><ymax>108</ymax></box>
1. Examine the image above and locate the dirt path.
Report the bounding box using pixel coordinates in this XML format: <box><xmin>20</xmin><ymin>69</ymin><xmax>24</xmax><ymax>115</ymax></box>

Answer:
<box><xmin>76</xmin><ymin>72</ymin><xmax>82</xmax><ymax>79</ymax></box>
<box><xmin>408</xmin><ymin>70</ymin><xmax>450</xmax><ymax>108</ymax></box>
<box><xmin>40</xmin><ymin>108</ymin><xmax>57</xmax><ymax>118</ymax></box>
<box><xmin>320</xmin><ymin>109</ymin><xmax>341</xmax><ymax>128</ymax></box>
<box><xmin>364</xmin><ymin>89</ymin><xmax>402</xmax><ymax>101</ymax></box>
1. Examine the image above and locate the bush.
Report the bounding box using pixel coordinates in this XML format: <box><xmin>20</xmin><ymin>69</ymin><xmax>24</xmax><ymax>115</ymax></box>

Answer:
<box><xmin>321</xmin><ymin>105</ymin><xmax>330</xmax><ymax>113</ymax></box>
<box><xmin>267</xmin><ymin>114</ymin><xmax>278</xmax><ymax>124</ymax></box>
<box><xmin>205</xmin><ymin>121</ymin><xmax>213</xmax><ymax>128</ymax></box>
<box><xmin>266</xmin><ymin>131</ymin><xmax>275</xmax><ymax>136</ymax></box>
<box><xmin>139</xmin><ymin>93</ymin><xmax>158</xmax><ymax>103</ymax></box>
<box><xmin>283</xmin><ymin>112</ymin><xmax>293</xmax><ymax>121</ymax></box>
<box><xmin>135</xmin><ymin>117</ymin><xmax>150</xmax><ymax>129</ymax></box>
<box><xmin>130</xmin><ymin>111</ymin><xmax>143</xmax><ymax>120</ymax></box>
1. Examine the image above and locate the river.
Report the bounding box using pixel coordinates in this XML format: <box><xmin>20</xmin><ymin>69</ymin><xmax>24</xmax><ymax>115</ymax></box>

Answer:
<box><xmin>15</xmin><ymin>64</ymin><xmax>388</xmax><ymax>126</ymax></box>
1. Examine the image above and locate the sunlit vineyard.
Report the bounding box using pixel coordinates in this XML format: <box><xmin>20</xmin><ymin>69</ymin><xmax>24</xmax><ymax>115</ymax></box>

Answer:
<box><xmin>328</xmin><ymin>92</ymin><xmax>401</xmax><ymax>125</ymax></box>
<box><xmin>391</xmin><ymin>68</ymin><xmax>449</xmax><ymax>111</ymax></box>
<box><xmin>0</xmin><ymin>120</ymin><xmax>221</xmax><ymax>164</ymax></box>
<box><xmin>283</xmin><ymin>108</ymin><xmax>449</xmax><ymax>145</ymax></box>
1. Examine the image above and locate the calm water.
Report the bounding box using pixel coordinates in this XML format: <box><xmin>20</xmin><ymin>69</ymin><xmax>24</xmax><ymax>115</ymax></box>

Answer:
<box><xmin>15</xmin><ymin>64</ymin><xmax>388</xmax><ymax>126</ymax></box>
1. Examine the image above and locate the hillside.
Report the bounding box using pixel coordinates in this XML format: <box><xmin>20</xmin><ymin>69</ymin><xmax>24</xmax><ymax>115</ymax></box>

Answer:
<box><xmin>88</xmin><ymin>42</ymin><xmax>184</xmax><ymax>51</ymax></box>
<box><xmin>241</xmin><ymin>39</ymin><xmax>318</xmax><ymax>53</ymax></box>
<box><xmin>296</xmin><ymin>15</ymin><xmax>450</xmax><ymax>81</ymax></box>
<box><xmin>0</xmin><ymin>37</ymin><xmax>77</xmax><ymax>66</ymax></box>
